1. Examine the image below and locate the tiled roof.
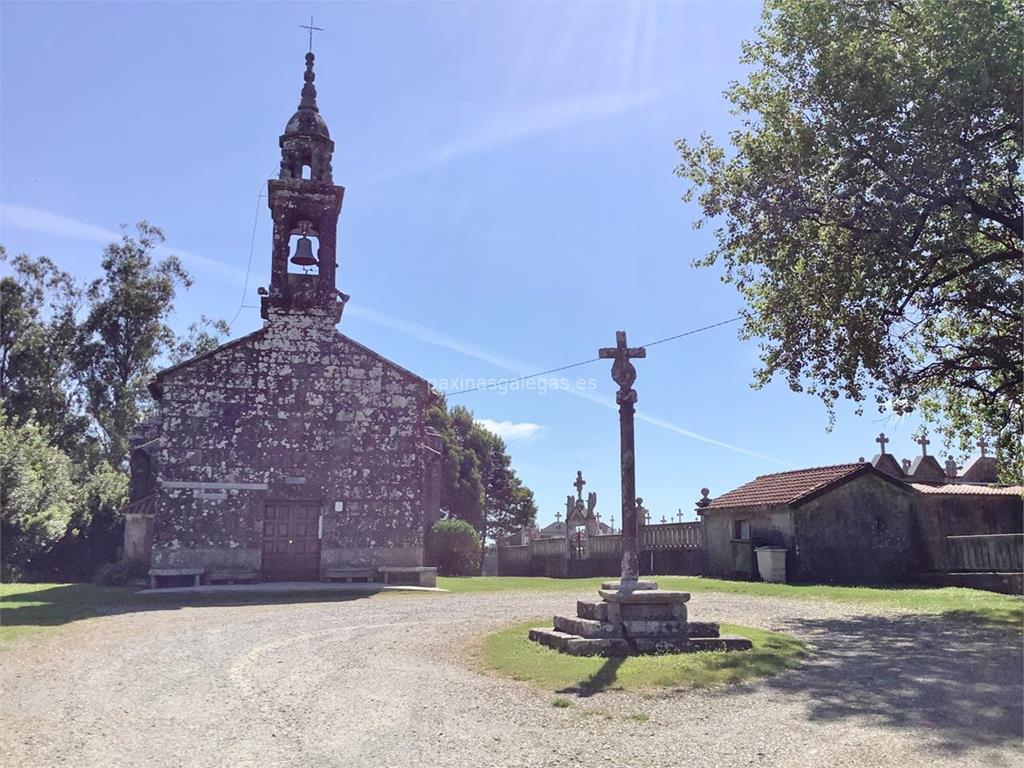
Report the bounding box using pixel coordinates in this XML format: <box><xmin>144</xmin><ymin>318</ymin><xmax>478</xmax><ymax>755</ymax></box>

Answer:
<box><xmin>910</xmin><ymin>483</ymin><xmax>1023</xmax><ymax>496</ymax></box>
<box><xmin>121</xmin><ymin>495</ymin><xmax>155</xmax><ymax>515</ymax></box>
<box><xmin>705</xmin><ymin>463</ymin><xmax>868</xmax><ymax>510</ymax></box>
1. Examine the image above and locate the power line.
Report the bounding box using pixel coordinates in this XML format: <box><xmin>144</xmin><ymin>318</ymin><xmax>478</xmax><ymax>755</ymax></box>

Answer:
<box><xmin>227</xmin><ymin>170</ymin><xmax>276</xmax><ymax>331</ymax></box>
<box><xmin>445</xmin><ymin>316</ymin><xmax>742</xmax><ymax>397</ymax></box>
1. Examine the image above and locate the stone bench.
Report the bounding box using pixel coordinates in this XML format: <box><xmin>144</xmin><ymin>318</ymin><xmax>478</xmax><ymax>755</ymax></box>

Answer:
<box><xmin>205</xmin><ymin>569</ymin><xmax>259</xmax><ymax>585</ymax></box>
<box><xmin>149</xmin><ymin>568</ymin><xmax>203</xmax><ymax>589</ymax></box>
<box><xmin>324</xmin><ymin>567</ymin><xmax>377</xmax><ymax>583</ymax></box>
<box><xmin>379</xmin><ymin>566</ymin><xmax>437</xmax><ymax>588</ymax></box>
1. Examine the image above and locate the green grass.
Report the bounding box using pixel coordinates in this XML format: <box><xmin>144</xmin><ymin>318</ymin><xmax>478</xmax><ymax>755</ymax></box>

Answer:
<box><xmin>438</xmin><ymin>575</ymin><xmax>1023</xmax><ymax>627</ymax></box>
<box><xmin>477</xmin><ymin>619</ymin><xmax>807</xmax><ymax>692</ymax></box>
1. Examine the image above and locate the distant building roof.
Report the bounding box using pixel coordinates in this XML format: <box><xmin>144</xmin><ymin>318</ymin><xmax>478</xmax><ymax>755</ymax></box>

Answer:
<box><xmin>909</xmin><ymin>483</ymin><xmax>1023</xmax><ymax>496</ymax></box>
<box><xmin>704</xmin><ymin>463</ymin><xmax>906</xmax><ymax>510</ymax></box>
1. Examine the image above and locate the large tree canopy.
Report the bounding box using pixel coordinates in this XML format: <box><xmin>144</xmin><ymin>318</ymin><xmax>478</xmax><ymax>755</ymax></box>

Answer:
<box><xmin>675</xmin><ymin>0</ymin><xmax>1022</xmax><ymax>479</ymax></box>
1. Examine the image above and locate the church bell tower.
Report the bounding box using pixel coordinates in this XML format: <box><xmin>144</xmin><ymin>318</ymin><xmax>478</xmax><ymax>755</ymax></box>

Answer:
<box><xmin>261</xmin><ymin>50</ymin><xmax>347</xmax><ymax>322</ymax></box>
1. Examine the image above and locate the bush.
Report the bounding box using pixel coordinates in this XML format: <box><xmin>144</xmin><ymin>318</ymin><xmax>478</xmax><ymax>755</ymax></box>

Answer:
<box><xmin>94</xmin><ymin>558</ymin><xmax>149</xmax><ymax>587</ymax></box>
<box><xmin>426</xmin><ymin>518</ymin><xmax>481</xmax><ymax>576</ymax></box>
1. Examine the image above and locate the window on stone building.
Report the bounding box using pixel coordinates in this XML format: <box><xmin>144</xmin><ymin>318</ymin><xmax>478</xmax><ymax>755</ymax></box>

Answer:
<box><xmin>733</xmin><ymin>519</ymin><xmax>751</xmax><ymax>541</ymax></box>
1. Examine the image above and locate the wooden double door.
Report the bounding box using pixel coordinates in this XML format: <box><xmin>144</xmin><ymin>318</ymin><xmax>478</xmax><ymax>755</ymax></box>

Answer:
<box><xmin>261</xmin><ymin>501</ymin><xmax>322</xmax><ymax>581</ymax></box>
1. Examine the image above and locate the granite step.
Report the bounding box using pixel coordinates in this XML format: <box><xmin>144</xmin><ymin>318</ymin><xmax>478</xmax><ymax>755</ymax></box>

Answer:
<box><xmin>528</xmin><ymin>628</ymin><xmax>751</xmax><ymax>656</ymax></box>
<box><xmin>553</xmin><ymin>615</ymin><xmax>615</xmax><ymax>638</ymax></box>
<box><xmin>576</xmin><ymin>600</ymin><xmax>609</xmax><ymax>622</ymax></box>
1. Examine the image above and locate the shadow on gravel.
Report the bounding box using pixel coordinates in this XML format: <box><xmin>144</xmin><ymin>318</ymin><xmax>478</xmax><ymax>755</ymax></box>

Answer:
<box><xmin>556</xmin><ymin>656</ymin><xmax>626</xmax><ymax>697</ymax></box>
<box><xmin>1</xmin><ymin>583</ymin><xmax>381</xmax><ymax>635</ymax></box>
<box><xmin>759</xmin><ymin>612</ymin><xmax>1023</xmax><ymax>753</ymax></box>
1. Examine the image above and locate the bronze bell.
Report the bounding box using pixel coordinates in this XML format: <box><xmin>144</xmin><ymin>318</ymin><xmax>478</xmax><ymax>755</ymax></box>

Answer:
<box><xmin>289</xmin><ymin>235</ymin><xmax>317</xmax><ymax>267</ymax></box>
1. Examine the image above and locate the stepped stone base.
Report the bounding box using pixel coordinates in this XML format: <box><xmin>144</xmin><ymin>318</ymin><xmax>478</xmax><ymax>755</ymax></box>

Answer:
<box><xmin>529</xmin><ymin>580</ymin><xmax>753</xmax><ymax>657</ymax></box>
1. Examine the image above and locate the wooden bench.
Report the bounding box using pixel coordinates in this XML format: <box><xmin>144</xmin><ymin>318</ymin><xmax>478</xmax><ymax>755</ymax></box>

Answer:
<box><xmin>149</xmin><ymin>568</ymin><xmax>203</xmax><ymax>589</ymax></box>
<box><xmin>205</xmin><ymin>569</ymin><xmax>259</xmax><ymax>585</ymax></box>
<box><xmin>379</xmin><ymin>566</ymin><xmax>437</xmax><ymax>588</ymax></box>
<box><xmin>324</xmin><ymin>567</ymin><xmax>377</xmax><ymax>583</ymax></box>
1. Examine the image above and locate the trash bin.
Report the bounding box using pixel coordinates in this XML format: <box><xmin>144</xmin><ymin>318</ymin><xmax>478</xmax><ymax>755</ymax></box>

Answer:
<box><xmin>754</xmin><ymin>546</ymin><xmax>787</xmax><ymax>583</ymax></box>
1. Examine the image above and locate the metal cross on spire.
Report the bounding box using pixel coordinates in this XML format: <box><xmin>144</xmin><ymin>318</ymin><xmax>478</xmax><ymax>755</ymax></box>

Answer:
<box><xmin>300</xmin><ymin>16</ymin><xmax>323</xmax><ymax>52</ymax></box>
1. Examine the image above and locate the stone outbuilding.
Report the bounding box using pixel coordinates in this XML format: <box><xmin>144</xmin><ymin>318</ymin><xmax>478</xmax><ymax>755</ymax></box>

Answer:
<box><xmin>700</xmin><ymin>463</ymin><xmax>919</xmax><ymax>583</ymax></box>
<box><xmin>123</xmin><ymin>51</ymin><xmax>442</xmax><ymax>584</ymax></box>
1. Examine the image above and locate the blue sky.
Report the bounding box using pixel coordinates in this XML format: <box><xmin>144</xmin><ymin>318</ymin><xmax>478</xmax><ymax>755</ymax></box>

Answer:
<box><xmin>1</xmin><ymin>1</ymin><xmax>930</xmax><ymax>527</ymax></box>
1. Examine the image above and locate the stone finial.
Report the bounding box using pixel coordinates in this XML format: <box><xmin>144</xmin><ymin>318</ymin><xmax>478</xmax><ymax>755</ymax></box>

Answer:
<box><xmin>875</xmin><ymin>432</ymin><xmax>890</xmax><ymax>454</ymax></box>
<box><xmin>944</xmin><ymin>458</ymin><xmax>958</xmax><ymax>478</ymax></box>
<box><xmin>695</xmin><ymin>488</ymin><xmax>711</xmax><ymax>509</ymax></box>
<box><xmin>858</xmin><ymin>456</ymin><xmax>865</xmax><ymax>463</ymax></box>
<box><xmin>299</xmin><ymin>51</ymin><xmax>319</xmax><ymax>110</ymax></box>
<box><xmin>660</xmin><ymin>515</ymin><xmax>667</xmax><ymax>524</ymax></box>
<box><xmin>901</xmin><ymin>458</ymin><xmax>912</xmax><ymax>473</ymax></box>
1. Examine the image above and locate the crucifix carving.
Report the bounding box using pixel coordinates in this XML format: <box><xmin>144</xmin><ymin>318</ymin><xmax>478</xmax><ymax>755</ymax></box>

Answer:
<box><xmin>875</xmin><ymin>432</ymin><xmax>889</xmax><ymax>454</ymax></box>
<box><xmin>916</xmin><ymin>434</ymin><xmax>930</xmax><ymax>456</ymax></box>
<box><xmin>598</xmin><ymin>330</ymin><xmax>646</xmax><ymax>585</ymax></box>
<box><xmin>573</xmin><ymin>470</ymin><xmax>586</xmax><ymax>501</ymax></box>
<box><xmin>300</xmin><ymin>16</ymin><xmax>323</xmax><ymax>52</ymax></box>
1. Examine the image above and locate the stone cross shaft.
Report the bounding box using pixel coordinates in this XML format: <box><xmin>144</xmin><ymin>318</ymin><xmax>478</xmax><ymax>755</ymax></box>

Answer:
<box><xmin>875</xmin><ymin>432</ymin><xmax>889</xmax><ymax>454</ymax></box>
<box><xmin>917</xmin><ymin>434</ymin><xmax>930</xmax><ymax>456</ymax></box>
<box><xmin>978</xmin><ymin>437</ymin><xmax>989</xmax><ymax>457</ymax></box>
<box><xmin>574</xmin><ymin>470</ymin><xmax>586</xmax><ymax>501</ymax></box>
<box><xmin>599</xmin><ymin>331</ymin><xmax>646</xmax><ymax>585</ymax></box>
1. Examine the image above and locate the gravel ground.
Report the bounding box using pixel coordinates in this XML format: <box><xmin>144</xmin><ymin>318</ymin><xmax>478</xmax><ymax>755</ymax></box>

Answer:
<box><xmin>1</xmin><ymin>589</ymin><xmax>1021</xmax><ymax>768</ymax></box>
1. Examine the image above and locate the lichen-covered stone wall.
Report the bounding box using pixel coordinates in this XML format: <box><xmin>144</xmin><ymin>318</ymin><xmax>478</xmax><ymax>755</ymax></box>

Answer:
<box><xmin>148</xmin><ymin>306</ymin><xmax>440</xmax><ymax>574</ymax></box>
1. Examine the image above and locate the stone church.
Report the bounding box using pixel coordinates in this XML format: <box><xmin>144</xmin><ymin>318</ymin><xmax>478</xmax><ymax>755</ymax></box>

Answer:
<box><xmin>122</xmin><ymin>51</ymin><xmax>442</xmax><ymax>584</ymax></box>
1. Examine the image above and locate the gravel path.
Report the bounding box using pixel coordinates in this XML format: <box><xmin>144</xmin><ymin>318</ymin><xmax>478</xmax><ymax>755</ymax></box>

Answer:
<box><xmin>1</xmin><ymin>589</ymin><xmax>1021</xmax><ymax>768</ymax></box>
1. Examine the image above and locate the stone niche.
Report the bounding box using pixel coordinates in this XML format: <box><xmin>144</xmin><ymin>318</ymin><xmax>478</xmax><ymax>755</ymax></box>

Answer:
<box><xmin>529</xmin><ymin>580</ymin><xmax>753</xmax><ymax>657</ymax></box>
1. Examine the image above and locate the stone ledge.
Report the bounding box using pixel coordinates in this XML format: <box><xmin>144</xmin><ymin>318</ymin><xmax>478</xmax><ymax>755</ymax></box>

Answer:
<box><xmin>598</xmin><ymin>589</ymin><xmax>691</xmax><ymax>604</ymax></box>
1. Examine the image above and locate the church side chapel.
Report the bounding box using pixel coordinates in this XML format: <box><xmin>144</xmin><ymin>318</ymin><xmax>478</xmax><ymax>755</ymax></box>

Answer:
<box><xmin>124</xmin><ymin>50</ymin><xmax>442</xmax><ymax>588</ymax></box>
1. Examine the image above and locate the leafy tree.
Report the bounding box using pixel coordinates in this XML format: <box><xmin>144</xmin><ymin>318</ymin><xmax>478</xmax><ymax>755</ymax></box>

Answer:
<box><xmin>0</xmin><ymin>415</ymin><xmax>80</xmax><ymax>579</ymax></box>
<box><xmin>675</xmin><ymin>0</ymin><xmax>1023</xmax><ymax>479</ymax></box>
<box><xmin>170</xmin><ymin>315</ymin><xmax>231</xmax><ymax>365</ymax></box>
<box><xmin>425</xmin><ymin>518</ymin><xmax>481</xmax><ymax>576</ymax></box>
<box><xmin>0</xmin><ymin>248</ymin><xmax>89</xmax><ymax>457</ymax></box>
<box><xmin>74</xmin><ymin>222</ymin><xmax>193</xmax><ymax>467</ymax></box>
<box><xmin>426</xmin><ymin>401</ymin><xmax>537</xmax><ymax>554</ymax></box>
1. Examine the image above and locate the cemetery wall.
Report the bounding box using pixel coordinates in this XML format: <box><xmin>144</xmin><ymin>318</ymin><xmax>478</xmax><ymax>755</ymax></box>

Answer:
<box><xmin>914</xmin><ymin>493</ymin><xmax>1023</xmax><ymax>571</ymax></box>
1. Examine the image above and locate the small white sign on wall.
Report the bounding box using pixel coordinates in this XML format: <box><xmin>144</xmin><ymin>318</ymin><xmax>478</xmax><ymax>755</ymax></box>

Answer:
<box><xmin>334</xmin><ymin>501</ymin><xmax>344</xmax><ymax>512</ymax></box>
